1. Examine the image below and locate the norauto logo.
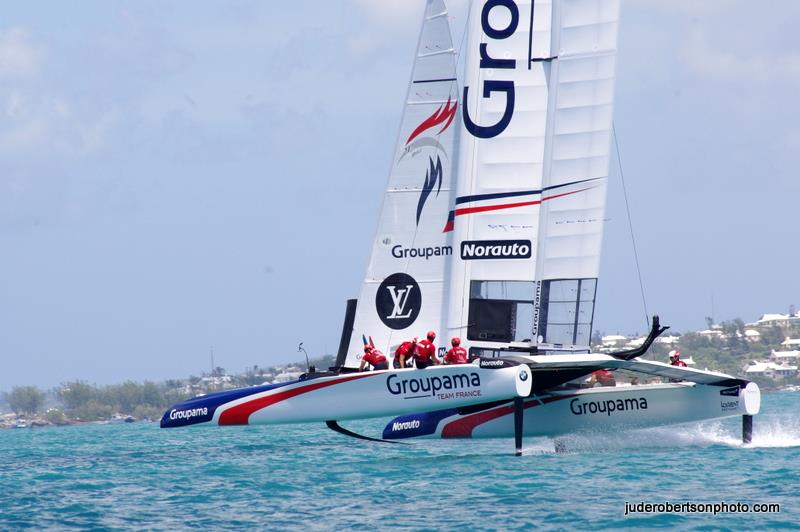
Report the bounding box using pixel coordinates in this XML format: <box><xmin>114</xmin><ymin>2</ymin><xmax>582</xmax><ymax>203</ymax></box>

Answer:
<box><xmin>461</xmin><ymin>240</ymin><xmax>531</xmax><ymax>260</ymax></box>
<box><xmin>391</xmin><ymin>420</ymin><xmax>421</xmax><ymax>431</ymax></box>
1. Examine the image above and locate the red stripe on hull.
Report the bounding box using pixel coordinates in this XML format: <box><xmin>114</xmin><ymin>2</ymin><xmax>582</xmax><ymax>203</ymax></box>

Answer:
<box><xmin>441</xmin><ymin>395</ymin><xmax>576</xmax><ymax>438</ymax></box>
<box><xmin>218</xmin><ymin>373</ymin><xmax>376</xmax><ymax>425</ymax></box>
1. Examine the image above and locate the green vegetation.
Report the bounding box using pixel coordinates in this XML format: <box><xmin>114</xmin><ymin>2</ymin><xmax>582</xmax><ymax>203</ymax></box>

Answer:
<box><xmin>5</xmin><ymin>386</ymin><xmax>46</xmax><ymax>415</ymax></box>
<box><xmin>1</xmin><ymin>354</ymin><xmax>337</xmax><ymax>425</ymax></box>
<box><xmin>57</xmin><ymin>380</ymin><xmax>192</xmax><ymax>421</ymax></box>
<box><xmin>613</xmin><ymin>319</ymin><xmax>800</xmax><ymax>389</ymax></box>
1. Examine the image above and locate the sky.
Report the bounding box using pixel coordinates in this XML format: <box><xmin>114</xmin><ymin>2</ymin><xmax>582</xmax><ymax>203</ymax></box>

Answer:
<box><xmin>1</xmin><ymin>1</ymin><xmax>798</xmax><ymax>389</ymax></box>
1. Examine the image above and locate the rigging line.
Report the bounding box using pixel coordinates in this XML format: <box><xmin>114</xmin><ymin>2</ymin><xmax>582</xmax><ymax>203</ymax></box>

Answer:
<box><xmin>612</xmin><ymin>122</ymin><xmax>650</xmax><ymax>328</ymax></box>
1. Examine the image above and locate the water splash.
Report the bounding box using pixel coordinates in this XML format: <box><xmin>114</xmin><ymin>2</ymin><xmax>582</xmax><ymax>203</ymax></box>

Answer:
<box><xmin>545</xmin><ymin>414</ymin><xmax>800</xmax><ymax>453</ymax></box>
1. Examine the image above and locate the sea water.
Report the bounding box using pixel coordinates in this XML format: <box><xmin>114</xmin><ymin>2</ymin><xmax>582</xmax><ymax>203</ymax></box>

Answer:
<box><xmin>1</xmin><ymin>392</ymin><xmax>798</xmax><ymax>530</ymax></box>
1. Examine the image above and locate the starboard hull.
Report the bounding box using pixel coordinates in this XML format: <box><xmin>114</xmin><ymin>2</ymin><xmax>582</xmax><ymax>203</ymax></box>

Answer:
<box><xmin>382</xmin><ymin>382</ymin><xmax>761</xmax><ymax>440</ymax></box>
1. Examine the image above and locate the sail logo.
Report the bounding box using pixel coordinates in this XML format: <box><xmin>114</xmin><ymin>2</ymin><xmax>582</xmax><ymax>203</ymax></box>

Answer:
<box><xmin>463</xmin><ymin>0</ymin><xmax>520</xmax><ymax>139</ymax></box>
<box><xmin>391</xmin><ymin>244</ymin><xmax>452</xmax><ymax>261</ymax></box>
<box><xmin>375</xmin><ymin>272</ymin><xmax>422</xmax><ymax>330</ymax></box>
<box><xmin>387</xmin><ymin>286</ymin><xmax>414</xmax><ymax>319</ymax></box>
<box><xmin>400</xmin><ymin>101</ymin><xmax>455</xmax><ymax>228</ymax></box>
<box><xmin>406</xmin><ymin>97</ymin><xmax>457</xmax><ymax>146</ymax></box>
<box><xmin>461</xmin><ymin>239</ymin><xmax>531</xmax><ymax>260</ymax></box>
<box><xmin>416</xmin><ymin>155</ymin><xmax>443</xmax><ymax>226</ymax></box>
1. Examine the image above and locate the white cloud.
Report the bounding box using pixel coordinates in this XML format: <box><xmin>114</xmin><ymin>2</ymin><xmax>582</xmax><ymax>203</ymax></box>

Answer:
<box><xmin>683</xmin><ymin>27</ymin><xmax>800</xmax><ymax>83</ymax></box>
<box><xmin>354</xmin><ymin>0</ymin><xmax>423</xmax><ymax>23</ymax></box>
<box><xmin>0</xmin><ymin>27</ymin><xmax>40</xmax><ymax>79</ymax></box>
<box><xmin>635</xmin><ymin>0</ymin><xmax>739</xmax><ymax>17</ymax></box>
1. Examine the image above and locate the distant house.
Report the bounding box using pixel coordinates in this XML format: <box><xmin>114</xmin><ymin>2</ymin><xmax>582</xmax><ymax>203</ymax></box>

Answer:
<box><xmin>743</xmin><ymin>329</ymin><xmax>761</xmax><ymax>342</ymax></box>
<box><xmin>273</xmin><ymin>371</ymin><xmax>303</xmax><ymax>383</ymax></box>
<box><xmin>781</xmin><ymin>337</ymin><xmax>800</xmax><ymax>348</ymax></box>
<box><xmin>770</xmin><ymin>350</ymin><xmax>800</xmax><ymax>362</ymax></box>
<box><xmin>655</xmin><ymin>335</ymin><xmax>681</xmax><ymax>346</ymax></box>
<box><xmin>745</xmin><ymin>361</ymin><xmax>797</xmax><ymax>377</ymax></box>
<box><xmin>749</xmin><ymin>313</ymin><xmax>800</xmax><ymax>328</ymax></box>
<box><xmin>601</xmin><ymin>335</ymin><xmax>627</xmax><ymax>347</ymax></box>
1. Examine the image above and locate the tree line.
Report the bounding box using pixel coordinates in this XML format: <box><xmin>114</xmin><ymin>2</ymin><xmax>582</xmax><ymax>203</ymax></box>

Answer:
<box><xmin>2</xmin><ymin>380</ymin><xmax>193</xmax><ymax>422</ymax></box>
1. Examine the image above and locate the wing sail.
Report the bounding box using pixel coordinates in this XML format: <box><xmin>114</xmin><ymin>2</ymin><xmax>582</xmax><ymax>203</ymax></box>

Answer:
<box><xmin>446</xmin><ymin>0</ymin><xmax>621</xmax><ymax>351</ymax></box>
<box><xmin>343</xmin><ymin>0</ymin><xmax>459</xmax><ymax>368</ymax></box>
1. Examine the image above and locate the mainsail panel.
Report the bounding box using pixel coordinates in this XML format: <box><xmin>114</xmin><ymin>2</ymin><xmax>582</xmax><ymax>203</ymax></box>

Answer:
<box><xmin>344</xmin><ymin>0</ymin><xmax>459</xmax><ymax>368</ymax></box>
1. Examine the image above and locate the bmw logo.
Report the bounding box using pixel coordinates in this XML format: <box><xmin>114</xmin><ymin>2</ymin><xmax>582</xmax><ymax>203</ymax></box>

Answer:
<box><xmin>520</xmin><ymin>370</ymin><xmax>529</xmax><ymax>381</ymax></box>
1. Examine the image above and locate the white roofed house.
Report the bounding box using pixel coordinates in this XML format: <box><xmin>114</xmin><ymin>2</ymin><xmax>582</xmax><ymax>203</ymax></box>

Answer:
<box><xmin>743</xmin><ymin>329</ymin><xmax>761</xmax><ymax>342</ymax></box>
<box><xmin>745</xmin><ymin>361</ymin><xmax>797</xmax><ymax>378</ymax></box>
<box><xmin>596</xmin><ymin>335</ymin><xmax>628</xmax><ymax>353</ymax></box>
<box><xmin>601</xmin><ymin>335</ymin><xmax>627</xmax><ymax>347</ymax></box>
<box><xmin>781</xmin><ymin>337</ymin><xmax>800</xmax><ymax>349</ymax></box>
<box><xmin>655</xmin><ymin>335</ymin><xmax>681</xmax><ymax>346</ymax></box>
<box><xmin>698</xmin><ymin>328</ymin><xmax>723</xmax><ymax>339</ymax></box>
<box><xmin>770</xmin><ymin>349</ymin><xmax>800</xmax><ymax>362</ymax></box>
<box><xmin>751</xmin><ymin>313</ymin><xmax>800</xmax><ymax>329</ymax></box>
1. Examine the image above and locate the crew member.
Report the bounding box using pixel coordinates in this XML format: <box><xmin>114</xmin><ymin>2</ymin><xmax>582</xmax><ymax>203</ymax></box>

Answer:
<box><xmin>394</xmin><ymin>338</ymin><xmax>417</xmax><ymax>369</ymax></box>
<box><xmin>359</xmin><ymin>345</ymin><xmax>389</xmax><ymax>371</ymax></box>
<box><xmin>669</xmin><ymin>350</ymin><xmax>687</xmax><ymax>367</ymax></box>
<box><xmin>413</xmin><ymin>331</ymin><xmax>440</xmax><ymax>369</ymax></box>
<box><xmin>443</xmin><ymin>337</ymin><xmax>468</xmax><ymax>365</ymax></box>
<box><xmin>588</xmin><ymin>368</ymin><xmax>616</xmax><ymax>387</ymax></box>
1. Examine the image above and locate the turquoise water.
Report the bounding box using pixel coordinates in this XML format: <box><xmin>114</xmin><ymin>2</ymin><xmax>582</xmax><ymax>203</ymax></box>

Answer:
<box><xmin>2</xmin><ymin>393</ymin><xmax>799</xmax><ymax>530</ymax></box>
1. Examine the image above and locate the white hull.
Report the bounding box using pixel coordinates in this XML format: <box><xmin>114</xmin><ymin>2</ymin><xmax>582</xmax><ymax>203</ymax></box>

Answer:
<box><xmin>383</xmin><ymin>382</ymin><xmax>761</xmax><ymax>440</ymax></box>
<box><xmin>161</xmin><ymin>365</ymin><xmax>532</xmax><ymax>428</ymax></box>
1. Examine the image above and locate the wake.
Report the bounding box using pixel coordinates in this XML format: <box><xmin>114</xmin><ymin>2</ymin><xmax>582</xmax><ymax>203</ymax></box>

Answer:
<box><xmin>538</xmin><ymin>415</ymin><xmax>800</xmax><ymax>454</ymax></box>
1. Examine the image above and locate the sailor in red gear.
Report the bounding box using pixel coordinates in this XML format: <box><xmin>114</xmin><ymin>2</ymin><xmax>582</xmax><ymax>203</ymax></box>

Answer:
<box><xmin>589</xmin><ymin>368</ymin><xmax>615</xmax><ymax>387</ymax></box>
<box><xmin>669</xmin><ymin>350</ymin><xmax>687</xmax><ymax>367</ymax></box>
<box><xmin>443</xmin><ymin>337</ymin><xmax>468</xmax><ymax>365</ymax></box>
<box><xmin>413</xmin><ymin>331</ymin><xmax>440</xmax><ymax>369</ymax></box>
<box><xmin>394</xmin><ymin>339</ymin><xmax>417</xmax><ymax>369</ymax></box>
<box><xmin>359</xmin><ymin>345</ymin><xmax>388</xmax><ymax>371</ymax></box>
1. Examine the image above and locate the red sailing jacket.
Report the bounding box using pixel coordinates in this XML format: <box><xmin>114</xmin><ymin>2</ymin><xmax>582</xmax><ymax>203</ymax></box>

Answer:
<box><xmin>414</xmin><ymin>339</ymin><xmax>436</xmax><ymax>362</ymax></box>
<box><xmin>444</xmin><ymin>346</ymin><xmax>468</xmax><ymax>365</ymax></box>
<box><xmin>394</xmin><ymin>342</ymin><xmax>415</xmax><ymax>361</ymax></box>
<box><xmin>363</xmin><ymin>350</ymin><xmax>387</xmax><ymax>366</ymax></box>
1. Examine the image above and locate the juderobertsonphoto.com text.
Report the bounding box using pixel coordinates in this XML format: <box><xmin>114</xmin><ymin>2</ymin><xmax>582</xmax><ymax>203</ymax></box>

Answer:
<box><xmin>624</xmin><ymin>501</ymin><xmax>780</xmax><ymax>516</ymax></box>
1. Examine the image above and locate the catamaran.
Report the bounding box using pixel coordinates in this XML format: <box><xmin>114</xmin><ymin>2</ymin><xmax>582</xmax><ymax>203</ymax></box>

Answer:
<box><xmin>161</xmin><ymin>0</ymin><xmax>760</xmax><ymax>454</ymax></box>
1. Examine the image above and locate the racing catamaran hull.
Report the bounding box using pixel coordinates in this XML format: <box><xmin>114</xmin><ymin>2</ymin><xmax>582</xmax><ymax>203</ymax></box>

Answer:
<box><xmin>161</xmin><ymin>364</ymin><xmax>532</xmax><ymax>428</ymax></box>
<box><xmin>383</xmin><ymin>381</ymin><xmax>761</xmax><ymax>440</ymax></box>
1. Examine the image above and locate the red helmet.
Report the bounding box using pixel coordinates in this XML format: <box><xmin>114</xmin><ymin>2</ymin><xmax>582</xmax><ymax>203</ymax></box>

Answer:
<box><xmin>451</xmin><ymin>337</ymin><xmax>461</xmax><ymax>347</ymax></box>
<box><xmin>364</xmin><ymin>345</ymin><xmax>373</xmax><ymax>352</ymax></box>
<box><xmin>669</xmin><ymin>350</ymin><xmax>680</xmax><ymax>359</ymax></box>
<box><xmin>427</xmin><ymin>331</ymin><xmax>436</xmax><ymax>340</ymax></box>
